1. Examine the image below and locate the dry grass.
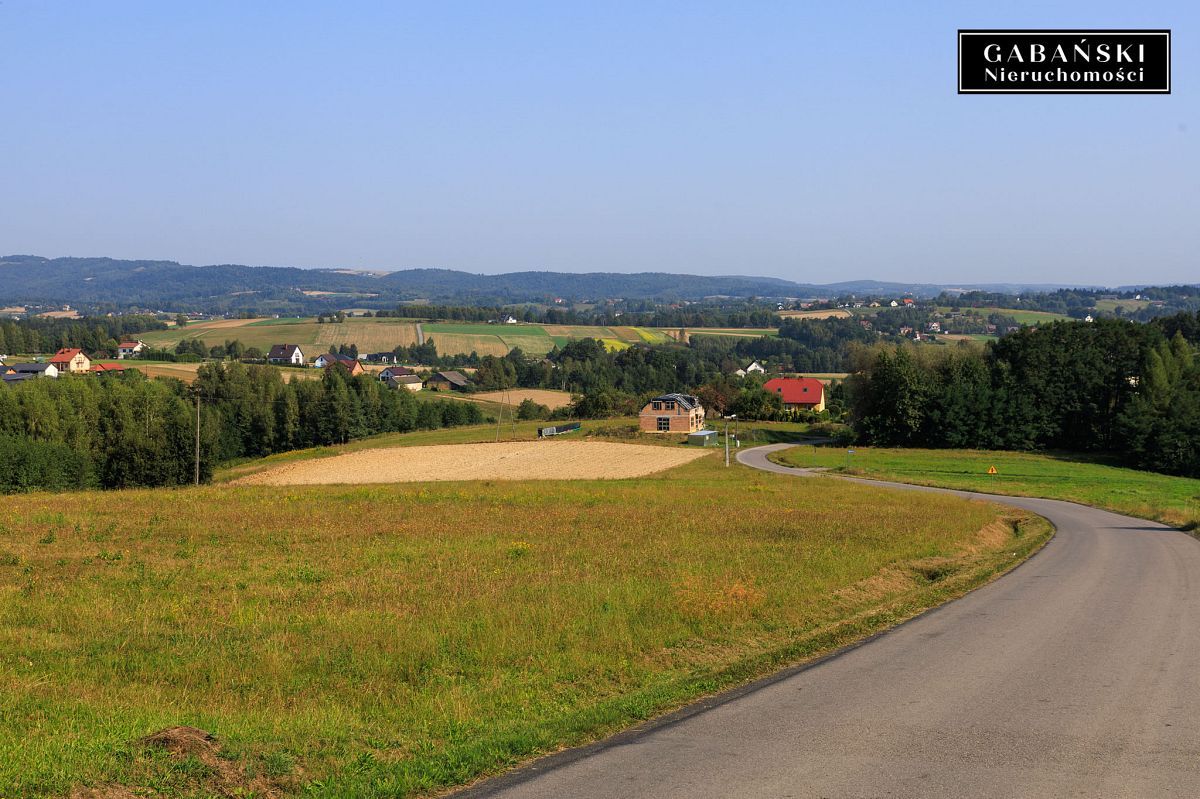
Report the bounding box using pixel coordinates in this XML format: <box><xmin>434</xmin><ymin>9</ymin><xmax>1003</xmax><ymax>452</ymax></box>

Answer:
<box><xmin>126</xmin><ymin>362</ymin><xmax>323</xmax><ymax>384</ymax></box>
<box><xmin>311</xmin><ymin>321</ymin><xmax>421</xmax><ymax>351</ymax></box>
<box><xmin>423</xmin><ymin>332</ymin><xmax>511</xmax><ymax>357</ymax></box>
<box><xmin>231</xmin><ymin>440</ymin><xmax>706</xmax><ymax>485</ymax></box>
<box><xmin>0</xmin><ymin>440</ymin><xmax>1051</xmax><ymax>798</ymax></box>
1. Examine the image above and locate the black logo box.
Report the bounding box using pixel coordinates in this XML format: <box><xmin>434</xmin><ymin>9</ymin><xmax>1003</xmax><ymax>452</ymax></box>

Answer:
<box><xmin>958</xmin><ymin>30</ymin><xmax>1170</xmax><ymax>94</ymax></box>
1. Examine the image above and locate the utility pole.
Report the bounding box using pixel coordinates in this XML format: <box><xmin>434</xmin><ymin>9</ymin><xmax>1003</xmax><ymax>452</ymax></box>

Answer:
<box><xmin>724</xmin><ymin>414</ymin><xmax>737</xmax><ymax>467</ymax></box>
<box><xmin>194</xmin><ymin>390</ymin><xmax>201</xmax><ymax>487</ymax></box>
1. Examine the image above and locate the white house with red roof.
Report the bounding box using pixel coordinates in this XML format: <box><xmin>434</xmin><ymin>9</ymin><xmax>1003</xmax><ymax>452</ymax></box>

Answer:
<box><xmin>117</xmin><ymin>340</ymin><xmax>146</xmax><ymax>359</ymax></box>
<box><xmin>763</xmin><ymin>377</ymin><xmax>826</xmax><ymax>412</ymax></box>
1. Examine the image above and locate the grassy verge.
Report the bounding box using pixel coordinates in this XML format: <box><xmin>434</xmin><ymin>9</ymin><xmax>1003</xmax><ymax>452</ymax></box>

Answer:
<box><xmin>769</xmin><ymin>446</ymin><xmax>1200</xmax><ymax>530</ymax></box>
<box><xmin>1</xmin><ymin>451</ymin><xmax>1049</xmax><ymax>798</ymax></box>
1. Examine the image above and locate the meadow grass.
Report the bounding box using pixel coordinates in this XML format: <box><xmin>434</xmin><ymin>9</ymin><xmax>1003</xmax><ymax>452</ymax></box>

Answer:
<box><xmin>0</xmin><ymin>448</ymin><xmax>1048</xmax><ymax>798</ymax></box>
<box><xmin>770</xmin><ymin>446</ymin><xmax>1200</xmax><ymax>530</ymax></box>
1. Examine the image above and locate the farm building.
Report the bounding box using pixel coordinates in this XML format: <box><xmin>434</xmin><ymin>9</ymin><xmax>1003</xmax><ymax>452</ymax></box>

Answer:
<box><xmin>117</xmin><ymin>340</ymin><xmax>145</xmax><ymax>359</ymax></box>
<box><xmin>268</xmin><ymin>344</ymin><xmax>305</xmax><ymax>365</ymax></box>
<box><xmin>5</xmin><ymin>362</ymin><xmax>59</xmax><ymax>379</ymax></box>
<box><xmin>49</xmin><ymin>348</ymin><xmax>91</xmax><ymax>373</ymax></box>
<box><xmin>424</xmin><ymin>370</ymin><xmax>470</xmax><ymax>391</ymax></box>
<box><xmin>91</xmin><ymin>362</ymin><xmax>128</xmax><ymax>375</ymax></box>
<box><xmin>638</xmin><ymin>393</ymin><xmax>706</xmax><ymax>434</ymax></box>
<box><xmin>763</xmin><ymin>377</ymin><xmax>825</xmax><ymax>412</ymax></box>
<box><xmin>378</xmin><ymin>366</ymin><xmax>416</xmax><ymax>382</ymax></box>
<box><xmin>387</xmin><ymin>374</ymin><xmax>423</xmax><ymax>391</ymax></box>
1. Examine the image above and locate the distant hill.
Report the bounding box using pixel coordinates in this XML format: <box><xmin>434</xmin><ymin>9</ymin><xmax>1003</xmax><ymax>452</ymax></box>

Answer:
<box><xmin>0</xmin><ymin>255</ymin><xmax>1089</xmax><ymax>314</ymax></box>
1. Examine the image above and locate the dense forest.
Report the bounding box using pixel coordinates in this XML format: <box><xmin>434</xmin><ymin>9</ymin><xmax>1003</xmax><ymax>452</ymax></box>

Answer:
<box><xmin>0</xmin><ymin>366</ymin><xmax>485</xmax><ymax>492</ymax></box>
<box><xmin>0</xmin><ymin>315</ymin><xmax>165</xmax><ymax>356</ymax></box>
<box><xmin>849</xmin><ymin>314</ymin><xmax>1200</xmax><ymax>477</ymax></box>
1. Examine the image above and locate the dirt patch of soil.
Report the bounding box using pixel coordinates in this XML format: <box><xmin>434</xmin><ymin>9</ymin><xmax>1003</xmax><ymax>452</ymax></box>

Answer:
<box><xmin>471</xmin><ymin>388</ymin><xmax>574</xmax><ymax>409</ymax></box>
<box><xmin>232</xmin><ymin>441</ymin><xmax>708</xmax><ymax>486</ymax></box>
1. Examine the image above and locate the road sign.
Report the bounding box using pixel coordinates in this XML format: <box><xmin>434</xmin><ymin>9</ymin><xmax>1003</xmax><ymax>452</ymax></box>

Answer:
<box><xmin>987</xmin><ymin>466</ymin><xmax>998</xmax><ymax>475</ymax></box>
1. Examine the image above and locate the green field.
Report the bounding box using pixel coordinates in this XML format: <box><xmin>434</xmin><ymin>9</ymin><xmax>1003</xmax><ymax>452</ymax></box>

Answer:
<box><xmin>1</xmin><ymin>431</ymin><xmax>1048</xmax><ymax>798</ymax></box>
<box><xmin>770</xmin><ymin>446</ymin><xmax>1200</xmax><ymax>530</ymax></box>
<box><xmin>935</xmin><ymin>306</ymin><xmax>1069</xmax><ymax>325</ymax></box>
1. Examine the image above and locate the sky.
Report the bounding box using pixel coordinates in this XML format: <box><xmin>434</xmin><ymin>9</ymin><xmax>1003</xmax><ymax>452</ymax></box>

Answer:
<box><xmin>1</xmin><ymin>1</ymin><xmax>1196</xmax><ymax>286</ymax></box>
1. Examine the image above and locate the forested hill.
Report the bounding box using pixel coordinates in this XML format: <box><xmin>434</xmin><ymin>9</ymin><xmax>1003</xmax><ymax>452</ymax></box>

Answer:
<box><xmin>0</xmin><ymin>255</ymin><xmax>803</xmax><ymax>311</ymax></box>
<box><xmin>0</xmin><ymin>255</ymin><xmax>1079</xmax><ymax>314</ymax></box>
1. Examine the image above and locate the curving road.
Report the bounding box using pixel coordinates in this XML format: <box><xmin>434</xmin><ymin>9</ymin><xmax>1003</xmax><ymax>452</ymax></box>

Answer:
<box><xmin>455</xmin><ymin>443</ymin><xmax>1200</xmax><ymax>798</ymax></box>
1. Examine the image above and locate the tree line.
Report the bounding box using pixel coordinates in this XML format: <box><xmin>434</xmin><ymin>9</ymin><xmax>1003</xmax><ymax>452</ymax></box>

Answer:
<box><xmin>849</xmin><ymin>317</ymin><xmax>1200</xmax><ymax>477</ymax></box>
<box><xmin>0</xmin><ymin>315</ymin><xmax>165</xmax><ymax>357</ymax></box>
<box><xmin>0</xmin><ymin>364</ymin><xmax>486</xmax><ymax>493</ymax></box>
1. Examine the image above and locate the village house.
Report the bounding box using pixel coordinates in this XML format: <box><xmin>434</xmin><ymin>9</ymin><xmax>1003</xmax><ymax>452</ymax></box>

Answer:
<box><xmin>388</xmin><ymin>374</ymin><xmax>423</xmax><ymax>392</ymax></box>
<box><xmin>365</xmin><ymin>352</ymin><xmax>398</xmax><ymax>364</ymax></box>
<box><xmin>91</xmin><ymin>362</ymin><xmax>128</xmax><ymax>375</ymax></box>
<box><xmin>745</xmin><ymin>360</ymin><xmax>766</xmax><ymax>374</ymax></box>
<box><xmin>117</xmin><ymin>340</ymin><xmax>146</xmax><ymax>359</ymax></box>
<box><xmin>763</xmin><ymin>377</ymin><xmax>826</xmax><ymax>412</ymax></box>
<box><xmin>49</xmin><ymin>348</ymin><xmax>91</xmax><ymax>373</ymax></box>
<box><xmin>638</xmin><ymin>393</ymin><xmax>706</xmax><ymax>434</ymax></box>
<box><xmin>267</xmin><ymin>344</ymin><xmax>305</xmax><ymax>366</ymax></box>
<box><xmin>378</xmin><ymin>366</ymin><xmax>416</xmax><ymax>382</ymax></box>
<box><xmin>424</xmin><ymin>370</ymin><xmax>470</xmax><ymax>391</ymax></box>
<box><xmin>317</xmin><ymin>353</ymin><xmax>365</xmax><ymax>376</ymax></box>
<box><xmin>312</xmin><ymin>352</ymin><xmax>361</xmax><ymax>370</ymax></box>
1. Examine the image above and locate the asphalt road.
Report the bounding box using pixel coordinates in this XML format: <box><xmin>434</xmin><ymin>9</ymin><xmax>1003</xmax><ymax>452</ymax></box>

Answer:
<box><xmin>455</xmin><ymin>443</ymin><xmax>1200</xmax><ymax>798</ymax></box>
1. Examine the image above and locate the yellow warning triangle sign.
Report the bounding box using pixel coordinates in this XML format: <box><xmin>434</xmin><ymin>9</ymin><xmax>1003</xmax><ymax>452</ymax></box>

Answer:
<box><xmin>987</xmin><ymin>466</ymin><xmax>998</xmax><ymax>475</ymax></box>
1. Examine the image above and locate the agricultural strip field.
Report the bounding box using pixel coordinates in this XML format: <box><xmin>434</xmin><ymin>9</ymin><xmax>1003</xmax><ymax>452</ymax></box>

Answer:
<box><xmin>140</xmin><ymin>318</ymin><xmax>423</xmax><ymax>354</ymax></box>
<box><xmin>777</xmin><ymin>309</ymin><xmax>852</xmax><ymax>320</ymax></box>
<box><xmin>141</xmin><ymin>318</ymin><xmax>770</xmax><ymax>358</ymax></box>
<box><xmin>231</xmin><ymin>441</ymin><xmax>705</xmax><ymax>485</ymax></box>
<box><xmin>0</xmin><ymin>441</ymin><xmax>1049</xmax><ymax>798</ymax></box>
<box><xmin>769</xmin><ymin>446</ymin><xmax>1200</xmax><ymax>530</ymax></box>
<box><xmin>683</xmin><ymin>327</ymin><xmax>779</xmax><ymax>340</ymax></box>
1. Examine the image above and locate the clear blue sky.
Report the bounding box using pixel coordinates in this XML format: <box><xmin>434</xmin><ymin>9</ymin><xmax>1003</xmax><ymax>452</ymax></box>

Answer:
<box><xmin>1</xmin><ymin>1</ymin><xmax>1195</xmax><ymax>285</ymax></box>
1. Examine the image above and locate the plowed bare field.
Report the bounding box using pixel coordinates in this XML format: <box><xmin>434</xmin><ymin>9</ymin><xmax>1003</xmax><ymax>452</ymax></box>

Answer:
<box><xmin>471</xmin><ymin>388</ymin><xmax>574</xmax><ymax>409</ymax></box>
<box><xmin>232</xmin><ymin>441</ymin><xmax>707</xmax><ymax>485</ymax></box>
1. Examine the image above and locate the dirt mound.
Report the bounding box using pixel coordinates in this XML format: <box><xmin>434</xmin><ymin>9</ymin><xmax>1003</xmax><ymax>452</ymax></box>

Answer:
<box><xmin>139</xmin><ymin>725</ymin><xmax>219</xmax><ymax>758</ymax></box>
<box><xmin>232</xmin><ymin>440</ymin><xmax>708</xmax><ymax>486</ymax></box>
<box><xmin>71</xmin><ymin>726</ymin><xmax>282</xmax><ymax>799</ymax></box>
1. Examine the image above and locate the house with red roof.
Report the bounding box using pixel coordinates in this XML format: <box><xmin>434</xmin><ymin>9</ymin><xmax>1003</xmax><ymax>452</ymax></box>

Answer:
<box><xmin>49</xmin><ymin>348</ymin><xmax>91</xmax><ymax>374</ymax></box>
<box><xmin>117</xmin><ymin>340</ymin><xmax>146</xmax><ymax>359</ymax></box>
<box><xmin>91</xmin><ymin>362</ymin><xmax>128</xmax><ymax>375</ymax></box>
<box><xmin>763</xmin><ymin>377</ymin><xmax>826</xmax><ymax>412</ymax></box>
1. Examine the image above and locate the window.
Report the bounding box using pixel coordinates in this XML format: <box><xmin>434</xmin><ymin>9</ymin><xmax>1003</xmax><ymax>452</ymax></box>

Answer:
<box><xmin>657</xmin><ymin>417</ymin><xmax>670</xmax><ymax>432</ymax></box>
<box><xmin>664</xmin><ymin>401</ymin><xmax>675</xmax><ymax>410</ymax></box>
<box><xmin>652</xmin><ymin>401</ymin><xmax>662</xmax><ymax>410</ymax></box>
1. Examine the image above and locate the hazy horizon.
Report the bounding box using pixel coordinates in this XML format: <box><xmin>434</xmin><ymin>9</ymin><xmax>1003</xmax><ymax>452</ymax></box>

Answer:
<box><xmin>3</xmin><ymin>1</ymin><xmax>1195</xmax><ymax>285</ymax></box>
